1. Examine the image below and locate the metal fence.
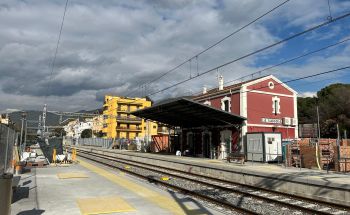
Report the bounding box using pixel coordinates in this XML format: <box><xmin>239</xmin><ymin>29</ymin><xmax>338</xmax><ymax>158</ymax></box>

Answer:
<box><xmin>64</xmin><ymin>137</ymin><xmax>113</xmax><ymax>148</ymax></box>
<box><xmin>0</xmin><ymin>124</ymin><xmax>17</xmax><ymax>175</ymax></box>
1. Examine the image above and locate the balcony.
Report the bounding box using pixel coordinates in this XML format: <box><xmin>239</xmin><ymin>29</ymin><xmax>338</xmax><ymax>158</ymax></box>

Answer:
<box><xmin>117</xmin><ymin>101</ymin><xmax>143</xmax><ymax>106</ymax></box>
<box><xmin>117</xmin><ymin>116</ymin><xmax>142</xmax><ymax>123</ymax></box>
<box><xmin>117</xmin><ymin>107</ymin><xmax>129</xmax><ymax>112</ymax></box>
<box><xmin>116</xmin><ymin>126</ymin><xmax>142</xmax><ymax>131</ymax></box>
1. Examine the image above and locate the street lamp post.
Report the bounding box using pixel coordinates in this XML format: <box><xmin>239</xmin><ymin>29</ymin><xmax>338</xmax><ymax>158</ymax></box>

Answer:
<box><xmin>19</xmin><ymin>112</ymin><xmax>27</xmax><ymax>156</ymax></box>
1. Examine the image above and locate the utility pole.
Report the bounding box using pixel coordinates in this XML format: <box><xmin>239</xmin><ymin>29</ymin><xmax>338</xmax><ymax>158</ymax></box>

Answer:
<box><xmin>316</xmin><ymin>106</ymin><xmax>321</xmax><ymax>139</ymax></box>
<box><xmin>23</xmin><ymin>120</ymin><xmax>28</xmax><ymax>153</ymax></box>
<box><xmin>336</xmin><ymin>123</ymin><xmax>341</xmax><ymax>170</ymax></box>
<box><xmin>42</xmin><ymin>104</ymin><xmax>47</xmax><ymax>136</ymax></box>
<box><xmin>336</xmin><ymin>124</ymin><xmax>340</xmax><ymax>145</ymax></box>
<box><xmin>38</xmin><ymin>115</ymin><xmax>42</xmax><ymax>137</ymax></box>
<box><xmin>316</xmin><ymin>105</ymin><xmax>322</xmax><ymax>171</ymax></box>
<box><xmin>146</xmin><ymin>120</ymin><xmax>149</xmax><ymax>147</ymax></box>
<box><xmin>19</xmin><ymin>112</ymin><xmax>27</xmax><ymax>155</ymax></box>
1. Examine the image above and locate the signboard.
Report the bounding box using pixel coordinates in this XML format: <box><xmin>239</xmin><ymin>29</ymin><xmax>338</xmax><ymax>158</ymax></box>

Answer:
<box><xmin>261</xmin><ymin>118</ymin><xmax>282</xmax><ymax>124</ymax></box>
<box><xmin>299</xmin><ymin>124</ymin><xmax>317</xmax><ymax>138</ymax></box>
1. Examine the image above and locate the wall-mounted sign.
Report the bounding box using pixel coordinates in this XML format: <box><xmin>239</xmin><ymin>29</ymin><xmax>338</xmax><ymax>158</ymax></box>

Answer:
<box><xmin>262</xmin><ymin>118</ymin><xmax>282</xmax><ymax>124</ymax></box>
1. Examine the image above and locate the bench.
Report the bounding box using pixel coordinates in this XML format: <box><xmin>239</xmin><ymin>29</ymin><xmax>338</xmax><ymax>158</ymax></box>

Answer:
<box><xmin>226</xmin><ymin>153</ymin><xmax>246</xmax><ymax>164</ymax></box>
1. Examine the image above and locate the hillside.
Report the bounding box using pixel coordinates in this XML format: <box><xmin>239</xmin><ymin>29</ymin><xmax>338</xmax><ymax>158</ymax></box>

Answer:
<box><xmin>6</xmin><ymin>108</ymin><xmax>102</xmax><ymax>132</ymax></box>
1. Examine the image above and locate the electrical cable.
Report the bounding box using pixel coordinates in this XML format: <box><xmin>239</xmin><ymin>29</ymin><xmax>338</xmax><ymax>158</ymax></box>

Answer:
<box><xmin>44</xmin><ymin>0</ymin><xmax>69</xmax><ymax>103</ymax></box>
<box><xmin>188</xmin><ymin>36</ymin><xmax>350</xmax><ymax>97</ymax></box>
<box><xmin>125</xmin><ymin>0</ymin><xmax>291</xmax><ymax>97</ymax></box>
<box><xmin>327</xmin><ymin>0</ymin><xmax>333</xmax><ymax>21</ymax></box>
<box><xmin>225</xmin><ymin>37</ymin><xmax>350</xmax><ymax>85</ymax></box>
<box><xmin>242</xmin><ymin>66</ymin><xmax>350</xmax><ymax>94</ymax></box>
<box><xmin>147</xmin><ymin>12</ymin><xmax>350</xmax><ymax>97</ymax></box>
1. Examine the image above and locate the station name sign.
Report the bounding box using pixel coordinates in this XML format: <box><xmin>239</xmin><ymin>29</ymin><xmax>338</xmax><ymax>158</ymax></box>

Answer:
<box><xmin>261</xmin><ymin>118</ymin><xmax>282</xmax><ymax>124</ymax></box>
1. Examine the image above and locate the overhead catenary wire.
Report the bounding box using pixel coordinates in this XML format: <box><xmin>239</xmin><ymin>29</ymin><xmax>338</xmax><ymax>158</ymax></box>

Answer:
<box><xmin>188</xmin><ymin>36</ymin><xmax>350</xmax><ymax>96</ymax></box>
<box><xmin>125</xmin><ymin>0</ymin><xmax>291</xmax><ymax>97</ymax></box>
<box><xmin>240</xmin><ymin>66</ymin><xmax>350</xmax><ymax>94</ymax></box>
<box><xmin>224</xmin><ymin>36</ymin><xmax>350</xmax><ymax>85</ymax></box>
<box><xmin>146</xmin><ymin>11</ymin><xmax>350</xmax><ymax>97</ymax></box>
<box><xmin>44</xmin><ymin>0</ymin><xmax>69</xmax><ymax>103</ymax></box>
<box><xmin>327</xmin><ymin>0</ymin><xmax>333</xmax><ymax>20</ymax></box>
<box><xmin>108</xmin><ymin>66</ymin><xmax>349</xmax><ymax>120</ymax></box>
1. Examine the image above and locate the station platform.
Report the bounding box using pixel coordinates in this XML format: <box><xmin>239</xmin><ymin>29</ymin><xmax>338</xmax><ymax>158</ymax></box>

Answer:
<box><xmin>71</xmin><ymin>146</ymin><xmax>350</xmax><ymax>206</ymax></box>
<box><xmin>11</xmin><ymin>158</ymin><xmax>225</xmax><ymax>215</ymax></box>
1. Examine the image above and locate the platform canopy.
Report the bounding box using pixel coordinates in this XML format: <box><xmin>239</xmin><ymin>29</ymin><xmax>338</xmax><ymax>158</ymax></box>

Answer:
<box><xmin>131</xmin><ymin>98</ymin><xmax>246</xmax><ymax>128</ymax></box>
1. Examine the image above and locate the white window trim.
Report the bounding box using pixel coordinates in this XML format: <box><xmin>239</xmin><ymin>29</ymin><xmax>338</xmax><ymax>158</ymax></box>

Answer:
<box><xmin>221</xmin><ymin>96</ymin><xmax>231</xmax><ymax>112</ymax></box>
<box><xmin>272</xmin><ymin>96</ymin><xmax>281</xmax><ymax>114</ymax></box>
<box><xmin>203</xmin><ymin>100</ymin><xmax>211</xmax><ymax>106</ymax></box>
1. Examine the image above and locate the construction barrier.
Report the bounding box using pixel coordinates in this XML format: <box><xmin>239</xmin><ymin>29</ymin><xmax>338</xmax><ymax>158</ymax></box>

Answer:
<box><xmin>71</xmin><ymin>149</ymin><xmax>77</xmax><ymax>161</ymax></box>
<box><xmin>286</xmin><ymin>138</ymin><xmax>350</xmax><ymax>172</ymax></box>
<box><xmin>0</xmin><ymin>174</ymin><xmax>12</xmax><ymax>215</ymax></box>
<box><xmin>0</xmin><ymin>124</ymin><xmax>16</xmax><ymax>175</ymax></box>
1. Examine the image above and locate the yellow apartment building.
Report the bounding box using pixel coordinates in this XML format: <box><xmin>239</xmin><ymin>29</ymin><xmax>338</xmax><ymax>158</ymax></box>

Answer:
<box><xmin>102</xmin><ymin>95</ymin><xmax>158</xmax><ymax>139</ymax></box>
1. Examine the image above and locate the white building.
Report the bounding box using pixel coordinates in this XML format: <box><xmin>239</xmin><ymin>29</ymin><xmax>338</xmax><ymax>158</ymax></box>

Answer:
<box><xmin>64</xmin><ymin>118</ymin><xmax>93</xmax><ymax>139</ymax></box>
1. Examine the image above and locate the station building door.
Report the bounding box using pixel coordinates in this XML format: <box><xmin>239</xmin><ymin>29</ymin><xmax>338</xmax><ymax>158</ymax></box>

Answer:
<box><xmin>202</xmin><ymin>131</ymin><xmax>211</xmax><ymax>158</ymax></box>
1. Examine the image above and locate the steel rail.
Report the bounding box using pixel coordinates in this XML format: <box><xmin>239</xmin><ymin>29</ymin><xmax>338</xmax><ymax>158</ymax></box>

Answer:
<box><xmin>75</xmin><ymin>151</ymin><xmax>256</xmax><ymax>215</ymax></box>
<box><xmin>70</xmin><ymin>147</ymin><xmax>350</xmax><ymax>214</ymax></box>
<box><xmin>73</xmin><ymin>147</ymin><xmax>350</xmax><ymax>211</ymax></box>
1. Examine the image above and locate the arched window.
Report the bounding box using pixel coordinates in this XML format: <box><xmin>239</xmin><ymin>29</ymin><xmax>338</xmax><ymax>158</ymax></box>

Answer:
<box><xmin>221</xmin><ymin>96</ymin><xmax>231</xmax><ymax>112</ymax></box>
<box><xmin>272</xmin><ymin>96</ymin><xmax>280</xmax><ymax>115</ymax></box>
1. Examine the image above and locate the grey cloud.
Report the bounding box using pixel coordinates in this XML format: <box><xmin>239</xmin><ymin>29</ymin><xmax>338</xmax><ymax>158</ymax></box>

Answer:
<box><xmin>0</xmin><ymin>0</ymin><xmax>347</xmax><ymax>112</ymax></box>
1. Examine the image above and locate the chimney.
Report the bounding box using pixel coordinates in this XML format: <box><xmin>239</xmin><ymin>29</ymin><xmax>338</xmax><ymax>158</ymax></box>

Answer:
<box><xmin>202</xmin><ymin>86</ymin><xmax>207</xmax><ymax>94</ymax></box>
<box><xmin>218</xmin><ymin>75</ymin><xmax>224</xmax><ymax>90</ymax></box>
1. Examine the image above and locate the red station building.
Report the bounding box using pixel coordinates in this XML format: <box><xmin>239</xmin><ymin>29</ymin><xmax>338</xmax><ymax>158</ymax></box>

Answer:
<box><xmin>193</xmin><ymin>75</ymin><xmax>298</xmax><ymax>143</ymax></box>
<box><xmin>134</xmin><ymin>74</ymin><xmax>298</xmax><ymax>160</ymax></box>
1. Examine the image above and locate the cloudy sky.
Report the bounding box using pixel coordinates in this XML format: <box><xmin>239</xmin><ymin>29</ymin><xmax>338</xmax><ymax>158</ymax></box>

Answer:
<box><xmin>1</xmin><ymin>0</ymin><xmax>350</xmax><ymax>112</ymax></box>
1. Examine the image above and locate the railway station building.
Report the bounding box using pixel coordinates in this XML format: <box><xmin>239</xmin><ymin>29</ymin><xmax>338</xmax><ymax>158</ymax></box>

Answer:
<box><xmin>193</xmin><ymin>75</ymin><xmax>298</xmax><ymax>140</ymax></box>
<box><xmin>132</xmin><ymin>75</ymin><xmax>298</xmax><ymax>159</ymax></box>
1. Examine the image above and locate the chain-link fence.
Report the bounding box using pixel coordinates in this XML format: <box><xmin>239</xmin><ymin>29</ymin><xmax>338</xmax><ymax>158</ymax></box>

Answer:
<box><xmin>37</xmin><ymin>137</ymin><xmax>63</xmax><ymax>163</ymax></box>
<box><xmin>0</xmin><ymin>124</ymin><xmax>17</xmax><ymax>175</ymax></box>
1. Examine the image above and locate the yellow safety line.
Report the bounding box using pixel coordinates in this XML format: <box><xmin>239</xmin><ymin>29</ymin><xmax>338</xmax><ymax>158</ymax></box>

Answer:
<box><xmin>78</xmin><ymin>159</ymin><xmax>189</xmax><ymax>215</ymax></box>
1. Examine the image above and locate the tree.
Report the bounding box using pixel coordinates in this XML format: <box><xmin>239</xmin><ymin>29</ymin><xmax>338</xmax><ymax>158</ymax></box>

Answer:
<box><xmin>298</xmin><ymin>83</ymin><xmax>350</xmax><ymax>138</ymax></box>
<box><xmin>53</xmin><ymin>127</ymin><xmax>66</xmax><ymax>137</ymax></box>
<box><xmin>81</xmin><ymin>129</ymin><xmax>92</xmax><ymax>138</ymax></box>
<box><xmin>93</xmin><ymin>130</ymin><xmax>104</xmax><ymax>138</ymax></box>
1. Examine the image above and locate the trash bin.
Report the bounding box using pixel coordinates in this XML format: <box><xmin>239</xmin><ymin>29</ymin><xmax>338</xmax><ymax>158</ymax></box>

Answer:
<box><xmin>0</xmin><ymin>173</ymin><xmax>13</xmax><ymax>215</ymax></box>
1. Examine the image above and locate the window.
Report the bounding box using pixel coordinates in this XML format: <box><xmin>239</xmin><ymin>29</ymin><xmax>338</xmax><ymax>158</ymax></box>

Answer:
<box><xmin>268</xmin><ymin>81</ymin><xmax>275</xmax><ymax>89</ymax></box>
<box><xmin>153</xmin><ymin>125</ymin><xmax>157</xmax><ymax>129</ymax></box>
<box><xmin>221</xmin><ymin>96</ymin><xmax>231</xmax><ymax>112</ymax></box>
<box><xmin>272</xmin><ymin>96</ymin><xmax>280</xmax><ymax>115</ymax></box>
<box><xmin>224</xmin><ymin>100</ymin><xmax>229</xmax><ymax>111</ymax></box>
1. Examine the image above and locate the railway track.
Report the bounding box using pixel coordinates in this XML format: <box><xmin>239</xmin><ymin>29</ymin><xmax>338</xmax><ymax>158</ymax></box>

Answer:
<box><xmin>70</xmin><ymin>147</ymin><xmax>350</xmax><ymax>215</ymax></box>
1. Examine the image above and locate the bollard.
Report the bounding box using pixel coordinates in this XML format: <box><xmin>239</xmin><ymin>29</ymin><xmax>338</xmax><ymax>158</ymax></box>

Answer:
<box><xmin>52</xmin><ymin>149</ymin><xmax>57</xmax><ymax>164</ymax></box>
<box><xmin>15</xmin><ymin>165</ymin><xmax>22</xmax><ymax>175</ymax></box>
<box><xmin>0</xmin><ymin>174</ymin><xmax>13</xmax><ymax>215</ymax></box>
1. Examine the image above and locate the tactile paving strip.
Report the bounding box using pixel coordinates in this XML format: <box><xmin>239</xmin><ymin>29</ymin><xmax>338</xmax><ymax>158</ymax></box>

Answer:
<box><xmin>57</xmin><ymin>172</ymin><xmax>88</xmax><ymax>179</ymax></box>
<box><xmin>76</xmin><ymin>196</ymin><xmax>136</xmax><ymax>215</ymax></box>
